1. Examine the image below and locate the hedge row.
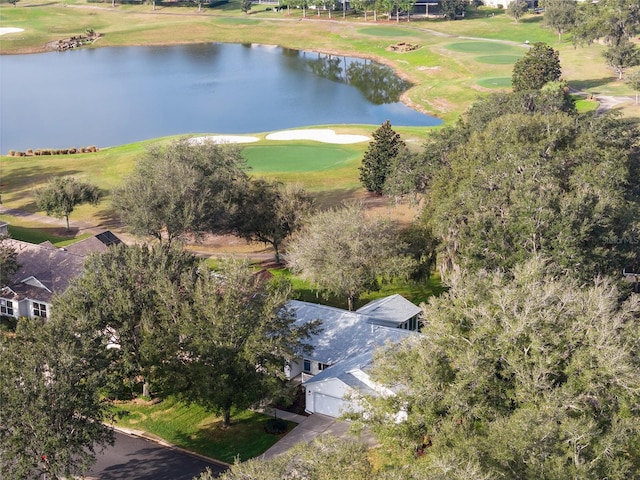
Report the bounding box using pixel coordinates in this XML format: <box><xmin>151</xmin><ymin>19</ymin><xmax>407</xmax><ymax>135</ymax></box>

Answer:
<box><xmin>7</xmin><ymin>146</ymin><xmax>99</xmax><ymax>157</ymax></box>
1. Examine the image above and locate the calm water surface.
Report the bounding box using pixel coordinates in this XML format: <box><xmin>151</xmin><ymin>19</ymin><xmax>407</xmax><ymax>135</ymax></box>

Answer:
<box><xmin>0</xmin><ymin>43</ymin><xmax>440</xmax><ymax>152</ymax></box>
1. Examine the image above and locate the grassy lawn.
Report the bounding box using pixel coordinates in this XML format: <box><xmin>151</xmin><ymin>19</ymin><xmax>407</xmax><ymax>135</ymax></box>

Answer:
<box><xmin>1</xmin><ymin>0</ymin><xmax>638</xmax><ymax>245</ymax></box>
<box><xmin>270</xmin><ymin>267</ymin><xmax>444</xmax><ymax>310</ymax></box>
<box><xmin>111</xmin><ymin>396</ymin><xmax>294</xmax><ymax>463</ymax></box>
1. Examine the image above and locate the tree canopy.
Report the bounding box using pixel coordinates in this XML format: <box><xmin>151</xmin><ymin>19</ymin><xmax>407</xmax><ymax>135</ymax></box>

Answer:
<box><xmin>359</xmin><ymin>120</ymin><xmax>406</xmax><ymax>194</ymax></box>
<box><xmin>53</xmin><ymin>242</ymin><xmax>199</xmax><ymax>398</ymax></box>
<box><xmin>542</xmin><ymin>0</ymin><xmax>577</xmax><ymax>41</ymax></box>
<box><xmin>422</xmin><ymin>111</ymin><xmax>640</xmax><ymax>280</ymax></box>
<box><xmin>286</xmin><ymin>203</ymin><xmax>415</xmax><ymax>311</ymax></box>
<box><xmin>34</xmin><ymin>176</ymin><xmax>101</xmax><ymax>231</ymax></box>
<box><xmin>360</xmin><ymin>258</ymin><xmax>640</xmax><ymax>479</ymax></box>
<box><xmin>112</xmin><ymin>139</ymin><xmax>248</xmax><ymax>243</ymax></box>
<box><xmin>167</xmin><ymin>259</ymin><xmax>318</xmax><ymax>427</ymax></box>
<box><xmin>571</xmin><ymin>0</ymin><xmax>640</xmax><ymax>77</ymax></box>
<box><xmin>203</xmin><ymin>435</ymin><xmax>372</xmax><ymax>480</ymax></box>
<box><xmin>233</xmin><ymin>180</ymin><xmax>313</xmax><ymax>264</ymax></box>
<box><xmin>506</xmin><ymin>0</ymin><xmax>528</xmax><ymax>23</ymax></box>
<box><xmin>0</xmin><ymin>317</ymin><xmax>114</xmax><ymax>480</ymax></box>
<box><xmin>511</xmin><ymin>42</ymin><xmax>562</xmax><ymax>91</ymax></box>
<box><xmin>0</xmin><ymin>238</ymin><xmax>19</xmax><ymax>287</ymax></box>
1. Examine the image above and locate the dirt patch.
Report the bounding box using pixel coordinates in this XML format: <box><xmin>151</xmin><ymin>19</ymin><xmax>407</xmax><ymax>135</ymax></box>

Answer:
<box><xmin>387</xmin><ymin>42</ymin><xmax>421</xmax><ymax>53</ymax></box>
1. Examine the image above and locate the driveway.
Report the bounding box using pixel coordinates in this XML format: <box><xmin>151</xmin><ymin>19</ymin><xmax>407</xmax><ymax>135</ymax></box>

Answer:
<box><xmin>87</xmin><ymin>430</ymin><xmax>228</xmax><ymax>480</ymax></box>
<box><xmin>261</xmin><ymin>413</ymin><xmax>377</xmax><ymax>459</ymax></box>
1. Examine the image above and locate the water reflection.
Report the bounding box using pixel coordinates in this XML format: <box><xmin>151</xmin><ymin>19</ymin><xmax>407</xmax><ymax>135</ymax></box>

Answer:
<box><xmin>0</xmin><ymin>43</ymin><xmax>439</xmax><ymax>151</ymax></box>
<box><xmin>305</xmin><ymin>53</ymin><xmax>411</xmax><ymax>104</ymax></box>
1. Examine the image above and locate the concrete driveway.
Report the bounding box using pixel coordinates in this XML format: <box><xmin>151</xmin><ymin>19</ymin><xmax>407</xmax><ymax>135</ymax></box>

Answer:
<box><xmin>261</xmin><ymin>413</ymin><xmax>376</xmax><ymax>459</ymax></box>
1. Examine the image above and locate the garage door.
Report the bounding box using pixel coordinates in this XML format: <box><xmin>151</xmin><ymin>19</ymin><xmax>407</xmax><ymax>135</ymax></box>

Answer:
<box><xmin>313</xmin><ymin>392</ymin><xmax>344</xmax><ymax>418</ymax></box>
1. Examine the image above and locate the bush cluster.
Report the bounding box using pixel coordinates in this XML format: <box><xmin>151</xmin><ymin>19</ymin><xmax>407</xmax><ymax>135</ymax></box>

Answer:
<box><xmin>264</xmin><ymin>418</ymin><xmax>288</xmax><ymax>435</ymax></box>
<box><xmin>7</xmin><ymin>146</ymin><xmax>99</xmax><ymax>157</ymax></box>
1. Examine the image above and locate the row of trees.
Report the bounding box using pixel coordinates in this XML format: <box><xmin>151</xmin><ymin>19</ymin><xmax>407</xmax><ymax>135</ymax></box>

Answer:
<box><xmin>0</xmin><ymin>249</ymin><xmax>320</xmax><ymax>479</ymax></box>
<box><xmin>541</xmin><ymin>0</ymin><xmax>640</xmax><ymax>78</ymax></box>
<box><xmin>211</xmin><ymin>48</ymin><xmax>640</xmax><ymax>478</ymax></box>
<box><xmin>363</xmin><ymin>45</ymin><xmax>640</xmax><ymax>281</ymax></box>
<box><xmin>112</xmin><ymin>140</ymin><xmax>313</xmax><ymax>264</ymax></box>
<box><xmin>276</xmin><ymin>0</ymin><xmax>422</xmax><ymax>21</ymax></box>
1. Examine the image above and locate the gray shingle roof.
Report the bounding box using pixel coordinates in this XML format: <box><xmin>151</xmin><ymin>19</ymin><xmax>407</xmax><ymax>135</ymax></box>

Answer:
<box><xmin>4</xmin><ymin>239</ymin><xmax>86</xmax><ymax>301</ymax></box>
<box><xmin>290</xmin><ymin>299</ymin><xmax>414</xmax><ymax>365</ymax></box>
<box><xmin>356</xmin><ymin>294</ymin><xmax>422</xmax><ymax>325</ymax></box>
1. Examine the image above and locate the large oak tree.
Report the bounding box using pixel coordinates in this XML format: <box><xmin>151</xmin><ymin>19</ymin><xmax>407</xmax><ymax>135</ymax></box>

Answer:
<box><xmin>113</xmin><ymin>139</ymin><xmax>248</xmax><ymax>244</ymax></box>
<box><xmin>286</xmin><ymin>203</ymin><xmax>415</xmax><ymax>311</ymax></box>
<box><xmin>170</xmin><ymin>259</ymin><xmax>319</xmax><ymax>427</ymax></box>
<box><xmin>360</xmin><ymin>258</ymin><xmax>640</xmax><ymax>479</ymax></box>
<box><xmin>0</xmin><ymin>317</ymin><xmax>114</xmax><ymax>479</ymax></box>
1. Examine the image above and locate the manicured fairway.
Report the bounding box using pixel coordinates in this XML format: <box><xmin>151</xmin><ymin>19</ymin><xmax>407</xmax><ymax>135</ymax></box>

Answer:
<box><xmin>243</xmin><ymin>144</ymin><xmax>359</xmax><ymax>173</ymax></box>
<box><xmin>445</xmin><ymin>41</ymin><xmax>520</xmax><ymax>54</ymax></box>
<box><xmin>477</xmin><ymin>77</ymin><xmax>512</xmax><ymax>88</ymax></box>
<box><xmin>475</xmin><ymin>54</ymin><xmax>522</xmax><ymax>64</ymax></box>
<box><xmin>358</xmin><ymin>26</ymin><xmax>420</xmax><ymax>38</ymax></box>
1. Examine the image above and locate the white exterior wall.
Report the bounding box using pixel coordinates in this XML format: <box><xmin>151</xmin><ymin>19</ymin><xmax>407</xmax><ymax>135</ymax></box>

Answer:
<box><xmin>305</xmin><ymin>378</ymin><xmax>355</xmax><ymax>417</ymax></box>
<box><xmin>286</xmin><ymin>359</ymin><xmax>304</xmax><ymax>380</ymax></box>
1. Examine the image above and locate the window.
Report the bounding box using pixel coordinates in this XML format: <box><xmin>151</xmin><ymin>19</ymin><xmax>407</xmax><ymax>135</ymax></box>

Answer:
<box><xmin>32</xmin><ymin>302</ymin><xmax>47</xmax><ymax>318</ymax></box>
<box><xmin>0</xmin><ymin>299</ymin><xmax>14</xmax><ymax>316</ymax></box>
<box><xmin>318</xmin><ymin>363</ymin><xmax>330</xmax><ymax>371</ymax></box>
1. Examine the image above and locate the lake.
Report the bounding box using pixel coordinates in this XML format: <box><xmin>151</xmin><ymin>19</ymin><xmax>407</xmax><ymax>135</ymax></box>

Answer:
<box><xmin>0</xmin><ymin>43</ymin><xmax>441</xmax><ymax>152</ymax></box>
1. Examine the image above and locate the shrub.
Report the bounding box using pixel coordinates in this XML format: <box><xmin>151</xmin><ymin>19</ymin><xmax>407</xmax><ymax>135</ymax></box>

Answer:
<box><xmin>0</xmin><ymin>315</ymin><xmax>18</xmax><ymax>332</ymax></box>
<box><xmin>264</xmin><ymin>418</ymin><xmax>288</xmax><ymax>435</ymax></box>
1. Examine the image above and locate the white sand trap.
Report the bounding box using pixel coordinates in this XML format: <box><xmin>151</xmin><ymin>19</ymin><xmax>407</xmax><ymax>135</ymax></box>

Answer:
<box><xmin>266</xmin><ymin>129</ymin><xmax>370</xmax><ymax>144</ymax></box>
<box><xmin>0</xmin><ymin>28</ymin><xmax>24</xmax><ymax>36</ymax></box>
<box><xmin>189</xmin><ymin>135</ymin><xmax>260</xmax><ymax>145</ymax></box>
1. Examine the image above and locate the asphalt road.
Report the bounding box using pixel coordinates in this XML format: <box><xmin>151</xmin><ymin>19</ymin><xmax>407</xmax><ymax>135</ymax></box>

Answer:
<box><xmin>87</xmin><ymin>431</ymin><xmax>228</xmax><ymax>480</ymax></box>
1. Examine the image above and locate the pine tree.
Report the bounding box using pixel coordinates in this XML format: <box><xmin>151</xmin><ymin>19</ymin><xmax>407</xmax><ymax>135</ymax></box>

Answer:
<box><xmin>359</xmin><ymin>120</ymin><xmax>405</xmax><ymax>194</ymax></box>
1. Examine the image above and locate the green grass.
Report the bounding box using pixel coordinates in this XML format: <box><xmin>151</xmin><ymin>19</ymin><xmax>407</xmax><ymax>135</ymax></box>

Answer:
<box><xmin>358</xmin><ymin>26</ymin><xmax>421</xmax><ymax>38</ymax></box>
<box><xmin>243</xmin><ymin>144</ymin><xmax>360</xmax><ymax>173</ymax></box>
<box><xmin>477</xmin><ymin>77</ymin><xmax>512</xmax><ymax>88</ymax></box>
<box><xmin>475</xmin><ymin>54</ymin><xmax>522</xmax><ymax>64</ymax></box>
<box><xmin>3</xmin><ymin>221</ymin><xmax>91</xmax><ymax>246</ymax></box>
<box><xmin>270</xmin><ymin>267</ymin><xmax>444</xmax><ymax>310</ymax></box>
<box><xmin>445</xmin><ymin>41</ymin><xmax>520</xmax><ymax>54</ymax></box>
<box><xmin>112</xmin><ymin>396</ymin><xmax>294</xmax><ymax>463</ymax></box>
<box><xmin>574</xmin><ymin>97</ymin><xmax>599</xmax><ymax>113</ymax></box>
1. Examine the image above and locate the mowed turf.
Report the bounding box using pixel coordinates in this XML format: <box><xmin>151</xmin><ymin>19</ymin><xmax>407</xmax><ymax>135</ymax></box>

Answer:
<box><xmin>445</xmin><ymin>41</ymin><xmax>521</xmax><ymax>54</ymax></box>
<box><xmin>475</xmin><ymin>55</ymin><xmax>522</xmax><ymax>64</ymax></box>
<box><xmin>478</xmin><ymin>77</ymin><xmax>512</xmax><ymax>88</ymax></box>
<box><xmin>243</xmin><ymin>144</ymin><xmax>361</xmax><ymax>173</ymax></box>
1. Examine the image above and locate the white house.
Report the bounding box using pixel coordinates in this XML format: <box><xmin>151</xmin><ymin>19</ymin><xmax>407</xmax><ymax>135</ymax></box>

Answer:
<box><xmin>0</xmin><ymin>232</ymin><xmax>121</xmax><ymax>320</ymax></box>
<box><xmin>286</xmin><ymin>298</ymin><xmax>419</xmax><ymax>418</ymax></box>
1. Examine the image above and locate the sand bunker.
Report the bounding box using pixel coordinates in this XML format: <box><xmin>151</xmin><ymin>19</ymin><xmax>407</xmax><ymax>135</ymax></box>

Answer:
<box><xmin>266</xmin><ymin>129</ymin><xmax>370</xmax><ymax>144</ymax></box>
<box><xmin>0</xmin><ymin>28</ymin><xmax>24</xmax><ymax>36</ymax></box>
<box><xmin>189</xmin><ymin>135</ymin><xmax>260</xmax><ymax>145</ymax></box>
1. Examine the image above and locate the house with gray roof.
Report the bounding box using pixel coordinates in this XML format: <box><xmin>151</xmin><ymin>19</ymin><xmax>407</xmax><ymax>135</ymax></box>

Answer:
<box><xmin>287</xmin><ymin>297</ymin><xmax>420</xmax><ymax>418</ymax></box>
<box><xmin>0</xmin><ymin>232</ymin><xmax>121</xmax><ymax>320</ymax></box>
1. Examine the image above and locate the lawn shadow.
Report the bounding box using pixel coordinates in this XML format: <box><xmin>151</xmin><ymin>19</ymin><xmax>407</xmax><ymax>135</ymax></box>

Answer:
<box><xmin>570</xmin><ymin>77</ymin><xmax>618</xmax><ymax>91</ymax></box>
<box><xmin>92</xmin><ymin>204</ymin><xmax>123</xmax><ymax>230</ymax></box>
<box><xmin>1</xmin><ymin>165</ymin><xmax>82</xmax><ymax>196</ymax></box>
<box><xmin>311</xmin><ymin>187</ymin><xmax>362</xmax><ymax>209</ymax></box>
<box><xmin>8</xmin><ymin>224</ymin><xmax>80</xmax><ymax>244</ymax></box>
<box><xmin>521</xmin><ymin>15</ymin><xmax>543</xmax><ymax>24</ymax></box>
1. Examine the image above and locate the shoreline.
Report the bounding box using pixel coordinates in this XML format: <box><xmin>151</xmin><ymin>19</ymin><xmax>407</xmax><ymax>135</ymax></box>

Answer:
<box><xmin>0</xmin><ymin>10</ymin><xmax>444</xmax><ymax>123</ymax></box>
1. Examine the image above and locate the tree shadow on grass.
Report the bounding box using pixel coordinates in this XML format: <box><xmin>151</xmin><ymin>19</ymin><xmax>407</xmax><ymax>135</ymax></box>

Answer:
<box><xmin>570</xmin><ymin>77</ymin><xmax>618</xmax><ymax>91</ymax></box>
<box><xmin>521</xmin><ymin>15</ymin><xmax>544</xmax><ymax>24</ymax></box>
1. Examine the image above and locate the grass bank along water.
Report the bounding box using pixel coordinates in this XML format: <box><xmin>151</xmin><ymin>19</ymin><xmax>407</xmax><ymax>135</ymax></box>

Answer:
<box><xmin>0</xmin><ymin>0</ymin><xmax>553</xmax><ymax>123</ymax></box>
<box><xmin>0</xmin><ymin>42</ymin><xmax>438</xmax><ymax>152</ymax></box>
